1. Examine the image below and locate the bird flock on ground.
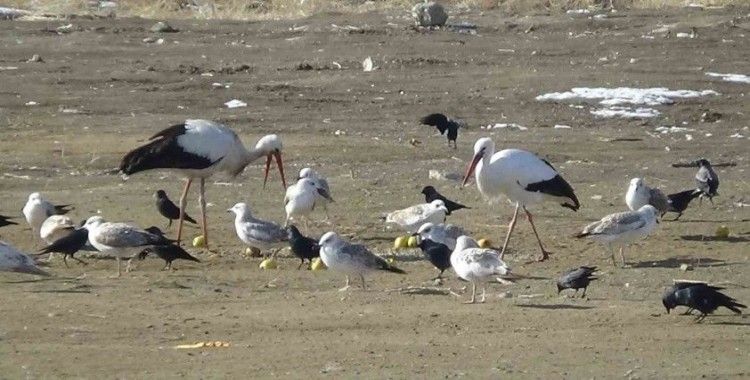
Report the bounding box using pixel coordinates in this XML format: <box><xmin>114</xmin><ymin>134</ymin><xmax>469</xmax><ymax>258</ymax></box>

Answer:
<box><xmin>0</xmin><ymin>114</ymin><xmax>742</xmax><ymax>320</ymax></box>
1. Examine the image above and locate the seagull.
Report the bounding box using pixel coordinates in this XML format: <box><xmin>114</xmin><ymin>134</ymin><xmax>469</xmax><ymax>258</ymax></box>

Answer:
<box><xmin>421</xmin><ymin>186</ymin><xmax>470</xmax><ymax>215</ymax></box>
<box><xmin>22</xmin><ymin>192</ymin><xmax>72</xmax><ymax>239</ymax></box>
<box><xmin>384</xmin><ymin>200</ymin><xmax>448</xmax><ymax>233</ymax></box>
<box><xmin>144</xmin><ymin>226</ymin><xmax>170</xmax><ymax>238</ymax></box>
<box><xmin>415</xmin><ymin>236</ymin><xmax>452</xmax><ymax>280</ymax></box>
<box><xmin>138</xmin><ymin>244</ymin><xmax>200</xmax><ymax>270</ymax></box>
<box><xmin>39</xmin><ymin>215</ymin><xmax>76</xmax><ymax>262</ymax></box>
<box><xmin>284</xmin><ymin>178</ymin><xmax>334</xmax><ymax>229</ymax></box>
<box><xmin>625</xmin><ymin>178</ymin><xmax>668</xmax><ymax>216</ymax></box>
<box><xmin>318</xmin><ymin>231</ymin><xmax>405</xmax><ymax>291</ymax></box>
<box><xmin>37</xmin><ymin>227</ymin><xmax>89</xmax><ymax>267</ymax></box>
<box><xmin>575</xmin><ymin>205</ymin><xmax>659</xmax><ymax>267</ymax></box>
<box><xmin>666</xmin><ymin>189</ymin><xmax>703</xmax><ymax>220</ymax></box>
<box><xmin>0</xmin><ymin>214</ymin><xmax>17</xmax><ymax>228</ymax></box>
<box><xmin>694</xmin><ymin>158</ymin><xmax>719</xmax><ymax>204</ymax></box>
<box><xmin>154</xmin><ymin>190</ymin><xmax>197</xmax><ymax>228</ymax></box>
<box><xmin>120</xmin><ymin>119</ymin><xmax>287</xmax><ymax>248</ymax></box>
<box><xmin>463</xmin><ymin>137</ymin><xmax>580</xmax><ymax>261</ymax></box>
<box><xmin>450</xmin><ymin>235</ymin><xmax>512</xmax><ymax>304</ymax></box>
<box><xmin>557</xmin><ymin>266</ymin><xmax>598</xmax><ymax>298</ymax></box>
<box><xmin>413</xmin><ymin>222</ymin><xmax>465</xmax><ymax>250</ymax></box>
<box><xmin>1</xmin><ymin>241</ymin><xmax>50</xmax><ymax>276</ymax></box>
<box><xmin>663</xmin><ymin>282</ymin><xmax>745</xmax><ymax>322</ymax></box>
<box><xmin>84</xmin><ymin>216</ymin><xmax>173</xmax><ymax>277</ymax></box>
<box><xmin>420</xmin><ymin>113</ymin><xmax>462</xmax><ymax>149</ymax></box>
<box><xmin>286</xmin><ymin>225</ymin><xmax>320</xmax><ymax>269</ymax></box>
<box><xmin>40</xmin><ymin>215</ymin><xmax>76</xmax><ymax>244</ymax></box>
<box><xmin>228</xmin><ymin>202</ymin><xmax>287</xmax><ymax>257</ymax></box>
<box><xmin>297</xmin><ymin>168</ymin><xmax>333</xmax><ymax>219</ymax></box>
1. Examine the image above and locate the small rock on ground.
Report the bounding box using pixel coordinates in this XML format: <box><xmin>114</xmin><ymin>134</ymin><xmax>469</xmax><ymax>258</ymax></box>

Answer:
<box><xmin>150</xmin><ymin>21</ymin><xmax>179</xmax><ymax>33</ymax></box>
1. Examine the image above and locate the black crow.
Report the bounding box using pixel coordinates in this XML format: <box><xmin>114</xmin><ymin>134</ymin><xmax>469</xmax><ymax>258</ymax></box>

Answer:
<box><xmin>154</xmin><ymin>190</ymin><xmax>197</xmax><ymax>228</ymax></box>
<box><xmin>0</xmin><ymin>214</ymin><xmax>17</xmax><ymax>228</ymax></box>
<box><xmin>666</xmin><ymin>189</ymin><xmax>703</xmax><ymax>220</ymax></box>
<box><xmin>138</xmin><ymin>244</ymin><xmax>200</xmax><ymax>270</ymax></box>
<box><xmin>663</xmin><ymin>282</ymin><xmax>745</xmax><ymax>322</ymax></box>
<box><xmin>693</xmin><ymin>159</ymin><xmax>719</xmax><ymax>204</ymax></box>
<box><xmin>420</xmin><ymin>113</ymin><xmax>462</xmax><ymax>149</ymax></box>
<box><xmin>557</xmin><ymin>266</ymin><xmax>598</xmax><ymax>298</ymax></box>
<box><xmin>286</xmin><ymin>225</ymin><xmax>320</xmax><ymax>269</ymax></box>
<box><xmin>37</xmin><ymin>227</ymin><xmax>89</xmax><ymax>267</ymax></box>
<box><xmin>415</xmin><ymin>237</ymin><xmax>452</xmax><ymax>279</ymax></box>
<box><xmin>421</xmin><ymin>186</ymin><xmax>470</xmax><ymax>215</ymax></box>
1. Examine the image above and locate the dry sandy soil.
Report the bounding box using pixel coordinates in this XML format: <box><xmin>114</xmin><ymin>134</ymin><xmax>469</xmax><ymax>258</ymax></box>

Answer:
<box><xmin>1</xmin><ymin>6</ymin><xmax>749</xmax><ymax>378</ymax></box>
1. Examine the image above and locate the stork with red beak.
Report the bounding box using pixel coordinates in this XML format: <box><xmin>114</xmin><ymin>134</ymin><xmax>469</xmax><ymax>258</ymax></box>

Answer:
<box><xmin>120</xmin><ymin>119</ymin><xmax>286</xmax><ymax>248</ymax></box>
<box><xmin>462</xmin><ymin>137</ymin><xmax>579</xmax><ymax>261</ymax></box>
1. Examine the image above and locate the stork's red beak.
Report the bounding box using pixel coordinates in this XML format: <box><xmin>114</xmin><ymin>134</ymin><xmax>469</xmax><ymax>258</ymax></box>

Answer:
<box><xmin>263</xmin><ymin>151</ymin><xmax>287</xmax><ymax>189</ymax></box>
<box><xmin>462</xmin><ymin>152</ymin><xmax>483</xmax><ymax>187</ymax></box>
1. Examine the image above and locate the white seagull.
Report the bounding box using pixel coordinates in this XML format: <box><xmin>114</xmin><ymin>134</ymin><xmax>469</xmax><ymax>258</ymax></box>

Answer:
<box><xmin>575</xmin><ymin>205</ymin><xmax>659</xmax><ymax>267</ymax></box>
<box><xmin>462</xmin><ymin>137</ymin><xmax>580</xmax><ymax>261</ymax></box>
<box><xmin>22</xmin><ymin>192</ymin><xmax>72</xmax><ymax>239</ymax></box>
<box><xmin>318</xmin><ymin>231</ymin><xmax>405</xmax><ymax>291</ymax></box>
<box><xmin>228</xmin><ymin>203</ymin><xmax>288</xmax><ymax>256</ymax></box>
<box><xmin>84</xmin><ymin>216</ymin><xmax>172</xmax><ymax>277</ymax></box>
<box><xmin>297</xmin><ymin>168</ymin><xmax>333</xmax><ymax>219</ymax></box>
<box><xmin>625</xmin><ymin>178</ymin><xmax>668</xmax><ymax>215</ymax></box>
<box><xmin>284</xmin><ymin>178</ymin><xmax>334</xmax><ymax>229</ymax></box>
<box><xmin>385</xmin><ymin>200</ymin><xmax>448</xmax><ymax>233</ymax></box>
<box><xmin>413</xmin><ymin>222</ymin><xmax>466</xmax><ymax>250</ymax></box>
<box><xmin>40</xmin><ymin>215</ymin><xmax>76</xmax><ymax>244</ymax></box>
<box><xmin>39</xmin><ymin>215</ymin><xmax>76</xmax><ymax>262</ymax></box>
<box><xmin>0</xmin><ymin>241</ymin><xmax>50</xmax><ymax>276</ymax></box>
<box><xmin>450</xmin><ymin>236</ymin><xmax>511</xmax><ymax>304</ymax></box>
<box><xmin>119</xmin><ymin>119</ymin><xmax>287</xmax><ymax>248</ymax></box>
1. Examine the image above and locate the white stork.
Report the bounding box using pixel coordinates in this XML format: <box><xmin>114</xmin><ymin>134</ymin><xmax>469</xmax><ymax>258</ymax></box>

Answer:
<box><xmin>462</xmin><ymin>137</ymin><xmax>580</xmax><ymax>261</ymax></box>
<box><xmin>119</xmin><ymin>119</ymin><xmax>287</xmax><ymax>248</ymax></box>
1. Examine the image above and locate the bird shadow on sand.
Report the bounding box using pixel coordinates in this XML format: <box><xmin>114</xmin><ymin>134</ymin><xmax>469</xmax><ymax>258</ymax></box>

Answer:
<box><xmin>711</xmin><ymin>320</ymin><xmax>750</xmax><ymax>326</ymax></box>
<box><xmin>2</xmin><ymin>276</ymin><xmax>81</xmax><ymax>284</ymax></box>
<box><xmin>668</xmin><ymin>218</ymin><xmax>750</xmax><ymax>223</ymax></box>
<box><xmin>515</xmin><ymin>304</ymin><xmax>595</xmax><ymax>310</ymax></box>
<box><xmin>680</xmin><ymin>235</ymin><xmax>750</xmax><ymax>243</ymax></box>
<box><xmin>629</xmin><ymin>257</ymin><xmax>729</xmax><ymax>269</ymax></box>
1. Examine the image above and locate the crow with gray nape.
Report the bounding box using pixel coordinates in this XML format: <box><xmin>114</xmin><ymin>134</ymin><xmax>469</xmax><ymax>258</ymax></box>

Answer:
<box><xmin>693</xmin><ymin>159</ymin><xmax>719</xmax><ymax>204</ymax></box>
<box><xmin>557</xmin><ymin>266</ymin><xmax>598</xmax><ymax>298</ymax></box>
<box><xmin>421</xmin><ymin>186</ymin><xmax>470</xmax><ymax>215</ymax></box>
<box><xmin>666</xmin><ymin>189</ymin><xmax>703</xmax><ymax>220</ymax></box>
<box><xmin>663</xmin><ymin>281</ymin><xmax>745</xmax><ymax>322</ymax></box>
<box><xmin>155</xmin><ymin>190</ymin><xmax>197</xmax><ymax>228</ymax></box>
<box><xmin>420</xmin><ymin>113</ymin><xmax>462</xmax><ymax>149</ymax></box>
<box><xmin>286</xmin><ymin>225</ymin><xmax>320</xmax><ymax>269</ymax></box>
<box><xmin>138</xmin><ymin>244</ymin><xmax>200</xmax><ymax>270</ymax></box>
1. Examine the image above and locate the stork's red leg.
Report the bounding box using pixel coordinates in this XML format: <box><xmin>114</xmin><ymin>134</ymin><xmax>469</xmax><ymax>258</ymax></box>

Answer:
<box><xmin>176</xmin><ymin>178</ymin><xmax>193</xmax><ymax>246</ymax></box>
<box><xmin>499</xmin><ymin>203</ymin><xmax>520</xmax><ymax>260</ymax></box>
<box><xmin>523</xmin><ymin>206</ymin><xmax>552</xmax><ymax>261</ymax></box>
<box><xmin>198</xmin><ymin>178</ymin><xmax>209</xmax><ymax>248</ymax></box>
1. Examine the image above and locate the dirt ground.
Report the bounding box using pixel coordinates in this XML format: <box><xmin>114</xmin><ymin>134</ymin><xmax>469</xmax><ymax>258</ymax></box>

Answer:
<box><xmin>1</xmin><ymin>6</ymin><xmax>749</xmax><ymax>378</ymax></box>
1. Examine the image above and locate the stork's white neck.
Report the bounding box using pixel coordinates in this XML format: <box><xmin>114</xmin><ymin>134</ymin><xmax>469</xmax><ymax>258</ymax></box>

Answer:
<box><xmin>474</xmin><ymin>146</ymin><xmax>494</xmax><ymax>195</ymax></box>
<box><xmin>241</xmin><ymin>145</ymin><xmax>269</xmax><ymax>167</ymax></box>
